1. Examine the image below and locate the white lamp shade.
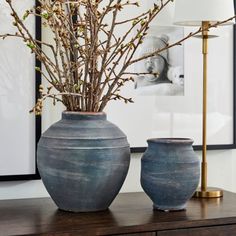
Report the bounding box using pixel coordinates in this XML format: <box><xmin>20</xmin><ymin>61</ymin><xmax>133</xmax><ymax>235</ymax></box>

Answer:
<box><xmin>174</xmin><ymin>0</ymin><xmax>235</xmax><ymax>26</ymax></box>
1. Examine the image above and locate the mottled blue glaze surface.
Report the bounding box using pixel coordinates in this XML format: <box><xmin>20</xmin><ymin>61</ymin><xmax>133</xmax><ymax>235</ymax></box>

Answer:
<box><xmin>141</xmin><ymin>138</ymin><xmax>200</xmax><ymax>211</ymax></box>
<box><xmin>37</xmin><ymin>112</ymin><xmax>130</xmax><ymax>212</ymax></box>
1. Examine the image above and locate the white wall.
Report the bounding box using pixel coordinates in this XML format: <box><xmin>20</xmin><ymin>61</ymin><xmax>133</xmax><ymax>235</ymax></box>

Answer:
<box><xmin>0</xmin><ymin>1</ymin><xmax>236</xmax><ymax>200</ymax></box>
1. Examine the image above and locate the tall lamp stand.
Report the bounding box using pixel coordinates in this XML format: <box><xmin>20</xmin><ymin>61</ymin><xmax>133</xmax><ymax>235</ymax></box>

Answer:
<box><xmin>193</xmin><ymin>21</ymin><xmax>223</xmax><ymax>198</ymax></box>
<box><xmin>173</xmin><ymin>0</ymin><xmax>235</xmax><ymax>199</ymax></box>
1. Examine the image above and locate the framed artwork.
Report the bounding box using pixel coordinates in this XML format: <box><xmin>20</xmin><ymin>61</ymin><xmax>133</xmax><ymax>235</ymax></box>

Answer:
<box><xmin>0</xmin><ymin>1</ymin><xmax>41</xmax><ymax>180</ymax></box>
<box><xmin>106</xmin><ymin>23</ymin><xmax>236</xmax><ymax>153</ymax></box>
<box><xmin>134</xmin><ymin>26</ymin><xmax>184</xmax><ymax>96</ymax></box>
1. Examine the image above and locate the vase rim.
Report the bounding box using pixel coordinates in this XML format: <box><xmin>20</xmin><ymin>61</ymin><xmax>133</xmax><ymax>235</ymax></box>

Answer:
<box><xmin>62</xmin><ymin>111</ymin><xmax>107</xmax><ymax>120</ymax></box>
<box><xmin>63</xmin><ymin>111</ymin><xmax>106</xmax><ymax>115</ymax></box>
<box><xmin>147</xmin><ymin>138</ymin><xmax>194</xmax><ymax>144</ymax></box>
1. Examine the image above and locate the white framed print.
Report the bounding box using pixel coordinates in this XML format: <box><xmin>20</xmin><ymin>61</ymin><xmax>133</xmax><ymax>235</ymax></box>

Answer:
<box><xmin>105</xmin><ymin>24</ymin><xmax>236</xmax><ymax>152</ymax></box>
<box><xmin>0</xmin><ymin>0</ymin><xmax>41</xmax><ymax>180</ymax></box>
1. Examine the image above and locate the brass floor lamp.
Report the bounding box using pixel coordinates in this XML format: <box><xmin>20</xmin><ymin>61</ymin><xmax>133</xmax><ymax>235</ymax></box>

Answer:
<box><xmin>173</xmin><ymin>0</ymin><xmax>235</xmax><ymax>198</ymax></box>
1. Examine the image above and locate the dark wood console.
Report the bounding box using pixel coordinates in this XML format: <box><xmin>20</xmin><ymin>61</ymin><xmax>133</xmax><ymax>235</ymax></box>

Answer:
<box><xmin>1</xmin><ymin>191</ymin><xmax>236</xmax><ymax>235</ymax></box>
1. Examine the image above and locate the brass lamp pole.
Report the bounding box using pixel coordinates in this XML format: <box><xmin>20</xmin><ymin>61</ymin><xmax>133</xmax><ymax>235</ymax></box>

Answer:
<box><xmin>193</xmin><ymin>22</ymin><xmax>223</xmax><ymax>198</ymax></box>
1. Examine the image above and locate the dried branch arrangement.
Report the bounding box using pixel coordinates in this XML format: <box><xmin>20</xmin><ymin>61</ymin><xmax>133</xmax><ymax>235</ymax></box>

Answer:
<box><xmin>1</xmin><ymin>0</ymin><xmax>235</xmax><ymax>113</ymax></box>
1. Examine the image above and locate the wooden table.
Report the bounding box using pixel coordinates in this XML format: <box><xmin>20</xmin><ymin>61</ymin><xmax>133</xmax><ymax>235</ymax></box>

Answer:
<box><xmin>1</xmin><ymin>191</ymin><xmax>236</xmax><ymax>235</ymax></box>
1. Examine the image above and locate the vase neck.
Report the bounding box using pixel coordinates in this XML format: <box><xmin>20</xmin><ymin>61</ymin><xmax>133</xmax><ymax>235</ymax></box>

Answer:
<box><xmin>62</xmin><ymin>112</ymin><xmax>107</xmax><ymax>121</ymax></box>
<box><xmin>147</xmin><ymin>138</ymin><xmax>194</xmax><ymax>146</ymax></box>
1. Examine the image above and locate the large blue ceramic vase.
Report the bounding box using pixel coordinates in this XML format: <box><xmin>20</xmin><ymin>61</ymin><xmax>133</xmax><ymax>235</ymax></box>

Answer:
<box><xmin>37</xmin><ymin>112</ymin><xmax>130</xmax><ymax>212</ymax></box>
<box><xmin>141</xmin><ymin>138</ymin><xmax>200</xmax><ymax>211</ymax></box>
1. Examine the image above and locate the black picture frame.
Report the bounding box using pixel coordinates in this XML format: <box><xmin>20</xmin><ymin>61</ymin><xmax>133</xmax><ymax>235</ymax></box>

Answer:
<box><xmin>0</xmin><ymin>1</ymin><xmax>41</xmax><ymax>181</ymax></box>
<box><xmin>131</xmin><ymin>3</ymin><xmax>236</xmax><ymax>153</ymax></box>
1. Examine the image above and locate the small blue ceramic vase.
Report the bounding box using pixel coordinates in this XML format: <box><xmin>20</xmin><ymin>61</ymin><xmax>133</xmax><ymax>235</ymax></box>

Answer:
<box><xmin>141</xmin><ymin>138</ymin><xmax>200</xmax><ymax>211</ymax></box>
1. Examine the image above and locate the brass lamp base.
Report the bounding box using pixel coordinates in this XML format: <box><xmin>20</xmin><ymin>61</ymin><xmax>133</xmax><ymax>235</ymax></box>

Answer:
<box><xmin>193</xmin><ymin>187</ymin><xmax>223</xmax><ymax>198</ymax></box>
